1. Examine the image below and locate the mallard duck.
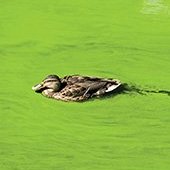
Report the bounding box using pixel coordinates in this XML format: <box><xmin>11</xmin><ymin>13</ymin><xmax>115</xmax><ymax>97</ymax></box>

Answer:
<box><xmin>32</xmin><ymin>75</ymin><xmax>121</xmax><ymax>101</ymax></box>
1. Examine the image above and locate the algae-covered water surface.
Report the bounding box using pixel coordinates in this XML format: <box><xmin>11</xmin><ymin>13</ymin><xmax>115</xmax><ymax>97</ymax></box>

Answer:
<box><xmin>1</xmin><ymin>0</ymin><xmax>170</xmax><ymax>169</ymax></box>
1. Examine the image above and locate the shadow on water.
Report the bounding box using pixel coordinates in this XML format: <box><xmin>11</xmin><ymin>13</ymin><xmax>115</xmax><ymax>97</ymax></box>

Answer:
<box><xmin>101</xmin><ymin>83</ymin><xmax>170</xmax><ymax>100</ymax></box>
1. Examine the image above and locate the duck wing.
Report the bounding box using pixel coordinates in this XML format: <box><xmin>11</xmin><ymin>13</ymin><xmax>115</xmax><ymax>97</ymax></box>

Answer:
<box><xmin>61</xmin><ymin>75</ymin><xmax>118</xmax><ymax>84</ymax></box>
<box><xmin>58</xmin><ymin>75</ymin><xmax>121</xmax><ymax>100</ymax></box>
<box><xmin>63</xmin><ymin>75</ymin><xmax>120</xmax><ymax>89</ymax></box>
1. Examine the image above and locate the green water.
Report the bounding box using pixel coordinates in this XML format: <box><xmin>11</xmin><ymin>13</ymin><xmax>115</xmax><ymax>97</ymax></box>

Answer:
<box><xmin>1</xmin><ymin>0</ymin><xmax>170</xmax><ymax>169</ymax></box>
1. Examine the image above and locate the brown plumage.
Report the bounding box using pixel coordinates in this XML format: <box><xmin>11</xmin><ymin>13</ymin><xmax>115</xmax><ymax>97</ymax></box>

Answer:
<box><xmin>32</xmin><ymin>75</ymin><xmax>121</xmax><ymax>102</ymax></box>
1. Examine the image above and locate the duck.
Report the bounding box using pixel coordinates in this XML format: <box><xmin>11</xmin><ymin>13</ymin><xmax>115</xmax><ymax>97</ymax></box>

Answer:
<box><xmin>32</xmin><ymin>75</ymin><xmax>122</xmax><ymax>102</ymax></box>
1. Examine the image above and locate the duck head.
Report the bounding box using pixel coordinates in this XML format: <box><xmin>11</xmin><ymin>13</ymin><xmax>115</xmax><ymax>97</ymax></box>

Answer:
<box><xmin>32</xmin><ymin>75</ymin><xmax>61</xmax><ymax>97</ymax></box>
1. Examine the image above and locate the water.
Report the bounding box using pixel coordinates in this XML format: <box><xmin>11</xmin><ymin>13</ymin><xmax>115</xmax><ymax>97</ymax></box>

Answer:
<box><xmin>0</xmin><ymin>0</ymin><xmax>170</xmax><ymax>169</ymax></box>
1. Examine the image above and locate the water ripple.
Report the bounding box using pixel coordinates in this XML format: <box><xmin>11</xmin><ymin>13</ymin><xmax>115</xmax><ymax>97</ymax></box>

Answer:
<box><xmin>141</xmin><ymin>0</ymin><xmax>169</xmax><ymax>15</ymax></box>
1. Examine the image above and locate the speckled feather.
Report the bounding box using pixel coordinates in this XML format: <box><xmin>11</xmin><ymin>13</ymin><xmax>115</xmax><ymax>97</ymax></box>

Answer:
<box><xmin>54</xmin><ymin>76</ymin><xmax>120</xmax><ymax>101</ymax></box>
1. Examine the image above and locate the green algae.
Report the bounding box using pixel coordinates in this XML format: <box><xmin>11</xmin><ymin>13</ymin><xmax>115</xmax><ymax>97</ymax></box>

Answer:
<box><xmin>0</xmin><ymin>0</ymin><xmax>170</xmax><ymax>169</ymax></box>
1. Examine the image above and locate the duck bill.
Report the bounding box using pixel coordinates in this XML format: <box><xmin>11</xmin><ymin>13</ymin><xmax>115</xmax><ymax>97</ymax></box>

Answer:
<box><xmin>32</xmin><ymin>84</ymin><xmax>44</xmax><ymax>93</ymax></box>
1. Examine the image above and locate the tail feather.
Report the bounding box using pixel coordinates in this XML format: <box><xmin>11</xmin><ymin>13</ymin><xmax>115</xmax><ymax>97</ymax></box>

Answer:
<box><xmin>105</xmin><ymin>83</ymin><xmax>121</xmax><ymax>92</ymax></box>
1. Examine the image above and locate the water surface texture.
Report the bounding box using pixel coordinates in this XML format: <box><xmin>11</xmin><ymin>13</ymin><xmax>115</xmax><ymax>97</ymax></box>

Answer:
<box><xmin>0</xmin><ymin>0</ymin><xmax>170</xmax><ymax>170</ymax></box>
